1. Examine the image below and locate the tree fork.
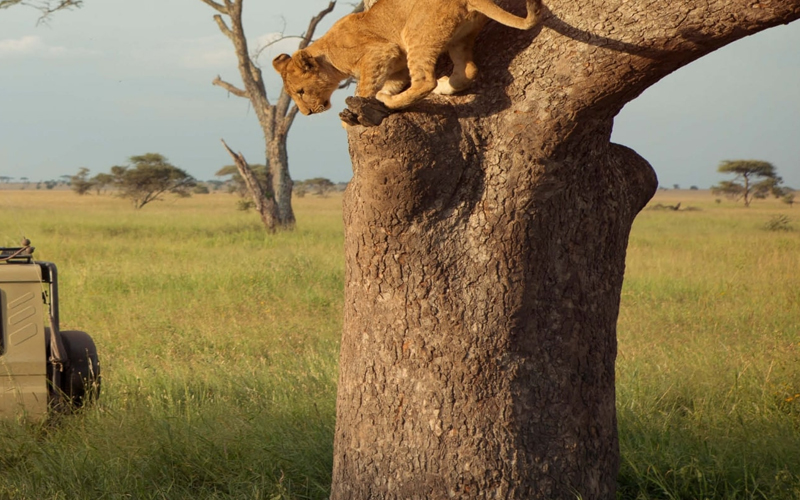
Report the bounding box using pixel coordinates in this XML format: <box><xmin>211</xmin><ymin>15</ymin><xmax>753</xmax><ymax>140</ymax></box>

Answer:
<box><xmin>331</xmin><ymin>0</ymin><xmax>800</xmax><ymax>497</ymax></box>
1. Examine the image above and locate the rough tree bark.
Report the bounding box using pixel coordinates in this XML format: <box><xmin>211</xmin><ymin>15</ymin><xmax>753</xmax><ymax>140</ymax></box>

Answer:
<box><xmin>331</xmin><ymin>0</ymin><xmax>800</xmax><ymax>498</ymax></box>
<box><xmin>199</xmin><ymin>0</ymin><xmax>339</xmax><ymax>229</ymax></box>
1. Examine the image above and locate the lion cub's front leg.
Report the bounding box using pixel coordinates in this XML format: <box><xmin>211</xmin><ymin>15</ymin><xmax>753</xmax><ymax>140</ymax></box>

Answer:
<box><xmin>355</xmin><ymin>44</ymin><xmax>404</xmax><ymax>99</ymax></box>
<box><xmin>377</xmin><ymin>72</ymin><xmax>410</xmax><ymax>100</ymax></box>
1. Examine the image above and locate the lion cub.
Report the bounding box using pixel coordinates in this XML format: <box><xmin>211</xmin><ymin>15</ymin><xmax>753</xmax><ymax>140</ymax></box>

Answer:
<box><xmin>273</xmin><ymin>0</ymin><xmax>543</xmax><ymax>116</ymax></box>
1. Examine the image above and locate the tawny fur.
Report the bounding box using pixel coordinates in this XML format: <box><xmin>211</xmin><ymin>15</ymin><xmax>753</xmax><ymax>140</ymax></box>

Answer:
<box><xmin>272</xmin><ymin>0</ymin><xmax>543</xmax><ymax>116</ymax></box>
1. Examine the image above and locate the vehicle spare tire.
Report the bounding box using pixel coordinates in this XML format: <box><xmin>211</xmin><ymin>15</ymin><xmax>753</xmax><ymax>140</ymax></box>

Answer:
<box><xmin>59</xmin><ymin>330</ymin><xmax>101</xmax><ymax>408</ymax></box>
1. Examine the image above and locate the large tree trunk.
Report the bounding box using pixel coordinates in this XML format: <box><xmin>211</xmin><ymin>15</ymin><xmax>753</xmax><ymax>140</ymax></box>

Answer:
<box><xmin>268</xmin><ymin>135</ymin><xmax>296</xmax><ymax>227</ymax></box>
<box><xmin>331</xmin><ymin>0</ymin><xmax>800</xmax><ymax>498</ymax></box>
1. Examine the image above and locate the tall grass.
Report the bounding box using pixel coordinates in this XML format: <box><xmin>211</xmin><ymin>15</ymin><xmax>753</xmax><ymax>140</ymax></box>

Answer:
<box><xmin>0</xmin><ymin>189</ymin><xmax>798</xmax><ymax>499</ymax></box>
<box><xmin>1</xmin><ymin>191</ymin><xmax>342</xmax><ymax>499</ymax></box>
<box><xmin>617</xmin><ymin>192</ymin><xmax>800</xmax><ymax>499</ymax></box>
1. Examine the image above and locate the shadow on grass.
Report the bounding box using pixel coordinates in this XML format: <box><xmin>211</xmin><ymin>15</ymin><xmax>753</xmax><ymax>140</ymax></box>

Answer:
<box><xmin>617</xmin><ymin>403</ymin><xmax>800</xmax><ymax>500</ymax></box>
<box><xmin>0</xmin><ymin>389</ymin><xmax>336</xmax><ymax>500</ymax></box>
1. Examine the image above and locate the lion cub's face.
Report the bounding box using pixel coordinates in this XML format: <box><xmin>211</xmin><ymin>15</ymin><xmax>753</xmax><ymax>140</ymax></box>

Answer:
<box><xmin>273</xmin><ymin>51</ymin><xmax>339</xmax><ymax>115</ymax></box>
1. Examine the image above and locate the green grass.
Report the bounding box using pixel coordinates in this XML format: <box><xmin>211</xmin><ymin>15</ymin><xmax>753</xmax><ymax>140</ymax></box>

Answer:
<box><xmin>0</xmin><ymin>189</ymin><xmax>798</xmax><ymax>499</ymax></box>
<box><xmin>1</xmin><ymin>191</ymin><xmax>342</xmax><ymax>499</ymax></box>
<box><xmin>617</xmin><ymin>192</ymin><xmax>800</xmax><ymax>499</ymax></box>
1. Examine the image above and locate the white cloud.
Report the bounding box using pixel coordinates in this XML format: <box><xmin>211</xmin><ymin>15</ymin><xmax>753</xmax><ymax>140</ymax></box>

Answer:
<box><xmin>0</xmin><ymin>36</ymin><xmax>42</xmax><ymax>57</ymax></box>
<box><xmin>0</xmin><ymin>35</ymin><xmax>100</xmax><ymax>59</ymax></box>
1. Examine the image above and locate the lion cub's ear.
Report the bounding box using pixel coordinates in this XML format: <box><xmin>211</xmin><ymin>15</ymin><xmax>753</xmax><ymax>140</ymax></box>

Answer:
<box><xmin>273</xmin><ymin>54</ymin><xmax>292</xmax><ymax>73</ymax></box>
<box><xmin>294</xmin><ymin>50</ymin><xmax>318</xmax><ymax>72</ymax></box>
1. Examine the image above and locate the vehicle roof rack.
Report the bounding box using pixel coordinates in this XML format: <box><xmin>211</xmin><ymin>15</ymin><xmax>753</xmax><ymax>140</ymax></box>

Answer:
<box><xmin>0</xmin><ymin>246</ymin><xmax>35</xmax><ymax>263</ymax></box>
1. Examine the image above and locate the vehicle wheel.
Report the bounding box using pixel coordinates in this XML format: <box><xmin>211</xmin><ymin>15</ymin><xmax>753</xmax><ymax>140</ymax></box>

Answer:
<box><xmin>59</xmin><ymin>330</ymin><xmax>101</xmax><ymax>409</ymax></box>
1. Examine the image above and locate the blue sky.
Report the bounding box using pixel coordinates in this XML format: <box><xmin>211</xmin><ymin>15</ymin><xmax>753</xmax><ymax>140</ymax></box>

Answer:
<box><xmin>1</xmin><ymin>1</ymin><xmax>798</xmax><ymax>188</ymax></box>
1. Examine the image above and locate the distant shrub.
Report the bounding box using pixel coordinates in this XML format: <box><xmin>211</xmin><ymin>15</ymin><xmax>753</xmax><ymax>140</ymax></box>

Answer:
<box><xmin>647</xmin><ymin>203</ymin><xmax>700</xmax><ymax>212</ymax></box>
<box><xmin>193</xmin><ymin>185</ymin><xmax>210</xmax><ymax>195</ymax></box>
<box><xmin>236</xmin><ymin>199</ymin><xmax>255</xmax><ymax>211</ymax></box>
<box><xmin>764</xmin><ymin>215</ymin><xmax>793</xmax><ymax>232</ymax></box>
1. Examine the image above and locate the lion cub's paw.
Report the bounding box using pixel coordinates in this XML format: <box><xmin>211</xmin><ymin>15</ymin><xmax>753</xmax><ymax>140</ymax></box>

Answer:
<box><xmin>340</xmin><ymin>96</ymin><xmax>392</xmax><ymax>127</ymax></box>
<box><xmin>340</xmin><ymin>108</ymin><xmax>360</xmax><ymax>127</ymax></box>
<box><xmin>433</xmin><ymin>76</ymin><xmax>458</xmax><ymax>96</ymax></box>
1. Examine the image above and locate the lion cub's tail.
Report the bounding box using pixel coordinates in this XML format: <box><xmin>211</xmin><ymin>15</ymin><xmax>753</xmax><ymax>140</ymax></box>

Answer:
<box><xmin>469</xmin><ymin>0</ymin><xmax>543</xmax><ymax>30</ymax></box>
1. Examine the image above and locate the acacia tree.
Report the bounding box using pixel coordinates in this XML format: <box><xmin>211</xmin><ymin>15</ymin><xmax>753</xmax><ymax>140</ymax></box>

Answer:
<box><xmin>90</xmin><ymin>172</ymin><xmax>114</xmax><ymax>194</ymax></box>
<box><xmin>711</xmin><ymin>159</ymin><xmax>784</xmax><ymax>206</ymax></box>
<box><xmin>299</xmin><ymin>177</ymin><xmax>336</xmax><ymax>197</ymax></box>
<box><xmin>70</xmin><ymin>167</ymin><xmax>93</xmax><ymax>195</ymax></box>
<box><xmin>198</xmin><ymin>0</ymin><xmax>345</xmax><ymax>229</ymax></box>
<box><xmin>111</xmin><ymin>153</ymin><xmax>196</xmax><ymax>209</ymax></box>
<box><xmin>330</xmin><ymin>1</ymin><xmax>800</xmax><ymax>499</ymax></box>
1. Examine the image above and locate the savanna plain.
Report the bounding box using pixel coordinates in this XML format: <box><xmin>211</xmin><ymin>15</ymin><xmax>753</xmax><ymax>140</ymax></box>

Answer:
<box><xmin>0</xmin><ymin>189</ymin><xmax>798</xmax><ymax>499</ymax></box>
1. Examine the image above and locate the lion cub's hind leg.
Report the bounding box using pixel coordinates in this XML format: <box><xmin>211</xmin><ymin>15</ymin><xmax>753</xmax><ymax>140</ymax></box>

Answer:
<box><xmin>434</xmin><ymin>29</ymin><xmax>481</xmax><ymax>96</ymax></box>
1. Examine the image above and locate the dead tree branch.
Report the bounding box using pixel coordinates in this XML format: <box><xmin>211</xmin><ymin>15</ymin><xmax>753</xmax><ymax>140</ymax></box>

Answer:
<box><xmin>197</xmin><ymin>0</ymin><xmax>227</xmax><ymax>14</ymax></box>
<box><xmin>212</xmin><ymin>76</ymin><xmax>249</xmax><ymax>98</ymax></box>
<box><xmin>213</xmin><ymin>14</ymin><xmax>234</xmax><ymax>41</ymax></box>
<box><xmin>221</xmin><ymin>139</ymin><xmax>279</xmax><ymax>233</ymax></box>
<box><xmin>299</xmin><ymin>1</ymin><xmax>336</xmax><ymax>49</ymax></box>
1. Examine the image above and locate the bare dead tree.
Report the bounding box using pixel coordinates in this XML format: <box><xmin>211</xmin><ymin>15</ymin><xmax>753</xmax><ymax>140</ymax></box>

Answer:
<box><xmin>330</xmin><ymin>0</ymin><xmax>800</xmax><ymax>498</ymax></box>
<box><xmin>199</xmin><ymin>0</ymin><xmax>338</xmax><ymax>230</ymax></box>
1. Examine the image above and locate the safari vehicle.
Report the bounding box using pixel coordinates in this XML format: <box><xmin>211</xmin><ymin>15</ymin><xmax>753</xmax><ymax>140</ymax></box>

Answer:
<box><xmin>0</xmin><ymin>241</ymin><xmax>100</xmax><ymax>419</ymax></box>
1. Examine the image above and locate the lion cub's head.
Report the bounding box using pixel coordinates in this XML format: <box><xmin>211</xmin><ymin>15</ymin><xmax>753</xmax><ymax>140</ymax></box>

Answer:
<box><xmin>272</xmin><ymin>51</ymin><xmax>339</xmax><ymax>115</ymax></box>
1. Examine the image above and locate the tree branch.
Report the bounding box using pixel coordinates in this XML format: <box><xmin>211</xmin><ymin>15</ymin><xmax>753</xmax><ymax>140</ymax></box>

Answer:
<box><xmin>220</xmin><ymin>139</ymin><xmax>278</xmax><ymax>233</ymax></box>
<box><xmin>40</xmin><ymin>0</ymin><xmax>78</xmax><ymax>14</ymax></box>
<box><xmin>282</xmin><ymin>105</ymin><xmax>300</xmax><ymax>135</ymax></box>
<box><xmin>250</xmin><ymin>62</ymin><xmax>263</xmax><ymax>85</ymax></box>
<box><xmin>275</xmin><ymin>87</ymin><xmax>294</xmax><ymax>122</ymax></box>
<box><xmin>197</xmin><ymin>0</ymin><xmax>228</xmax><ymax>15</ymax></box>
<box><xmin>213</xmin><ymin>14</ymin><xmax>234</xmax><ymax>41</ymax></box>
<box><xmin>212</xmin><ymin>75</ymin><xmax>249</xmax><ymax>98</ymax></box>
<box><xmin>299</xmin><ymin>0</ymin><xmax>337</xmax><ymax>50</ymax></box>
<box><xmin>250</xmin><ymin>33</ymin><xmax>301</xmax><ymax>62</ymax></box>
<box><xmin>1</xmin><ymin>0</ymin><xmax>82</xmax><ymax>23</ymax></box>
